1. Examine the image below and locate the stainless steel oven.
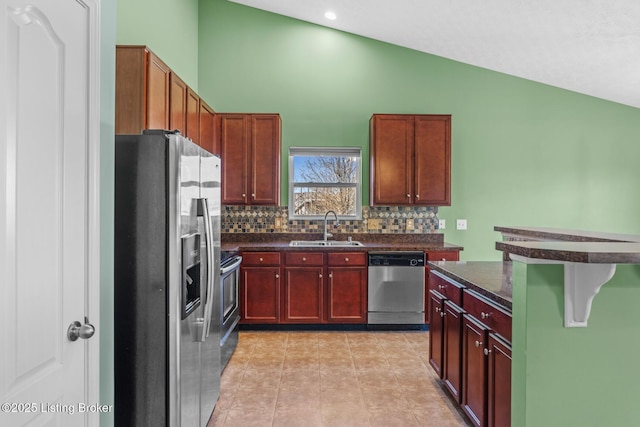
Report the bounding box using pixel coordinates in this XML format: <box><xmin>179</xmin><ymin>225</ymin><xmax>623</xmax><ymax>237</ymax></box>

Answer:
<box><xmin>220</xmin><ymin>253</ymin><xmax>242</xmax><ymax>371</ymax></box>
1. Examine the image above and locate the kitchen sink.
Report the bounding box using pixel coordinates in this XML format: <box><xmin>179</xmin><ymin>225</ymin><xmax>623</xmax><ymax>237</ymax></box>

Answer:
<box><xmin>289</xmin><ymin>240</ymin><xmax>364</xmax><ymax>247</ymax></box>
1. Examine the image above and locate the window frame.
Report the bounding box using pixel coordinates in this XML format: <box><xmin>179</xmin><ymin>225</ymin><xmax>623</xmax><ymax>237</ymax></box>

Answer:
<box><xmin>288</xmin><ymin>146</ymin><xmax>362</xmax><ymax>220</ymax></box>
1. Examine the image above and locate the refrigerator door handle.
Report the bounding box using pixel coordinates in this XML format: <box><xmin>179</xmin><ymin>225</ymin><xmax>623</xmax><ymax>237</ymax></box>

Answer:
<box><xmin>197</xmin><ymin>198</ymin><xmax>215</xmax><ymax>342</ymax></box>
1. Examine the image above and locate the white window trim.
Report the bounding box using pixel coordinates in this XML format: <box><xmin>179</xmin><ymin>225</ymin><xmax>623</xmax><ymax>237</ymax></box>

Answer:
<box><xmin>288</xmin><ymin>146</ymin><xmax>362</xmax><ymax>220</ymax></box>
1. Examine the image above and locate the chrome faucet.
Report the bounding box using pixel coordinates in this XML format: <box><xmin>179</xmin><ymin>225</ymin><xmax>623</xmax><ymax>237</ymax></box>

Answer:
<box><xmin>323</xmin><ymin>210</ymin><xmax>339</xmax><ymax>242</ymax></box>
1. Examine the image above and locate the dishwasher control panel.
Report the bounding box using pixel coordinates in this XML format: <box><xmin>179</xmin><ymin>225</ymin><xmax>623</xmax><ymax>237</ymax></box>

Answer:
<box><xmin>368</xmin><ymin>251</ymin><xmax>425</xmax><ymax>267</ymax></box>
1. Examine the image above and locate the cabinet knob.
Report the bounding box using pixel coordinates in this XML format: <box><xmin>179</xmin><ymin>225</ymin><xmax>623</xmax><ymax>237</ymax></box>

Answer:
<box><xmin>474</xmin><ymin>340</ymin><xmax>483</xmax><ymax>348</ymax></box>
<box><xmin>484</xmin><ymin>348</ymin><xmax>491</xmax><ymax>356</ymax></box>
<box><xmin>481</xmin><ymin>311</ymin><xmax>492</xmax><ymax>320</ymax></box>
<box><xmin>242</xmin><ymin>193</ymin><xmax>246</xmax><ymax>198</ymax></box>
<box><xmin>441</xmin><ymin>258</ymin><xmax>446</xmax><ymax>261</ymax></box>
<box><xmin>275</xmin><ymin>273</ymin><xmax>279</xmax><ymax>279</ymax></box>
<box><xmin>319</xmin><ymin>274</ymin><xmax>323</xmax><ymax>279</ymax></box>
<box><xmin>302</xmin><ymin>257</ymin><xmax>307</xmax><ymax>262</ymax></box>
<box><xmin>438</xmin><ymin>284</ymin><xmax>445</xmax><ymax>290</ymax></box>
<box><xmin>329</xmin><ymin>273</ymin><xmax>333</xmax><ymax>278</ymax></box>
<box><xmin>406</xmin><ymin>194</ymin><xmax>411</xmax><ymax>198</ymax></box>
<box><xmin>435</xmin><ymin>307</ymin><xmax>440</xmax><ymax>313</ymax></box>
<box><xmin>415</xmin><ymin>194</ymin><xmax>419</xmax><ymax>199</ymax></box>
<box><xmin>344</xmin><ymin>257</ymin><xmax>349</xmax><ymax>262</ymax></box>
<box><xmin>259</xmin><ymin>257</ymin><xmax>263</xmax><ymax>262</ymax></box>
<box><xmin>440</xmin><ymin>311</ymin><xmax>445</xmax><ymax>317</ymax></box>
<box><xmin>251</xmin><ymin>193</ymin><xmax>255</xmax><ymax>198</ymax></box>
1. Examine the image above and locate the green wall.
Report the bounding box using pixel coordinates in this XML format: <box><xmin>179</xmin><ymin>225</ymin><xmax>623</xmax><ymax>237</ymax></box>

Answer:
<box><xmin>116</xmin><ymin>0</ymin><xmax>199</xmax><ymax>90</ymax></box>
<box><xmin>512</xmin><ymin>261</ymin><xmax>640</xmax><ymax>425</ymax></box>
<box><xmin>198</xmin><ymin>0</ymin><xmax>640</xmax><ymax>260</ymax></box>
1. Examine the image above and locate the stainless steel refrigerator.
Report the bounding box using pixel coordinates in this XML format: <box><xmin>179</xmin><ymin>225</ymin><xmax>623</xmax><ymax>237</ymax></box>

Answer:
<box><xmin>114</xmin><ymin>130</ymin><xmax>221</xmax><ymax>426</ymax></box>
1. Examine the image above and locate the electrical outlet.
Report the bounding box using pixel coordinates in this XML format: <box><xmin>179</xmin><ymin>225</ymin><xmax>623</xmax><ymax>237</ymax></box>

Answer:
<box><xmin>456</xmin><ymin>219</ymin><xmax>467</xmax><ymax>230</ymax></box>
<box><xmin>406</xmin><ymin>219</ymin><xmax>414</xmax><ymax>231</ymax></box>
<box><xmin>438</xmin><ymin>219</ymin><xmax>446</xmax><ymax>229</ymax></box>
<box><xmin>274</xmin><ymin>217</ymin><xmax>282</xmax><ymax>229</ymax></box>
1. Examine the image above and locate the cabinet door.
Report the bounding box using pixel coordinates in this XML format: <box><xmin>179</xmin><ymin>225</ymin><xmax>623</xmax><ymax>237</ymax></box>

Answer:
<box><xmin>186</xmin><ymin>88</ymin><xmax>200</xmax><ymax>144</ymax></box>
<box><xmin>488</xmin><ymin>334</ymin><xmax>511</xmax><ymax>427</ymax></box>
<box><xmin>428</xmin><ymin>291</ymin><xmax>445</xmax><ymax>377</ymax></box>
<box><xmin>115</xmin><ymin>46</ymin><xmax>170</xmax><ymax>134</ymax></box>
<box><xmin>283</xmin><ymin>267</ymin><xmax>324</xmax><ymax>323</ymax></box>
<box><xmin>463</xmin><ymin>315</ymin><xmax>490</xmax><ymax>427</ymax></box>
<box><xmin>220</xmin><ymin>114</ymin><xmax>249</xmax><ymax>204</ymax></box>
<box><xmin>199</xmin><ymin>100</ymin><xmax>217</xmax><ymax>154</ymax></box>
<box><xmin>327</xmin><ymin>267</ymin><xmax>367</xmax><ymax>323</ymax></box>
<box><xmin>414</xmin><ymin>115</ymin><xmax>451</xmax><ymax>205</ymax></box>
<box><xmin>146</xmin><ymin>52</ymin><xmax>171</xmax><ymax>131</ymax></box>
<box><xmin>169</xmin><ymin>73</ymin><xmax>187</xmax><ymax>134</ymax></box>
<box><xmin>444</xmin><ymin>300</ymin><xmax>464</xmax><ymax>403</ymax></box>
<box><xmin>250</xmin><ymin>114</ymin><xmax>280</xmax><ymax>205</ymax></box>
<box><xmin>240</xmin><ymin>266</ymin><xmax>280</xmax><ymax>323</ymax></box>
<box><xmin>370</xmin><ymin>115</ymin><xmax>414</xmax><ymax>205</ymax></box>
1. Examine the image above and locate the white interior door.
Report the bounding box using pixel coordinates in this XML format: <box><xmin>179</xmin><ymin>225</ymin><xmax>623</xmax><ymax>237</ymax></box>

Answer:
<box><xmin>0</xmin><ymin>1</ymin><xmax>101</xmax><ymax>426</ymax></box>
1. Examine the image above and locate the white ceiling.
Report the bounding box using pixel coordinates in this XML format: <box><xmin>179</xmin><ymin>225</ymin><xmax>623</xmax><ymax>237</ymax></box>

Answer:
<box><xmin>229</xmin><ymin>0</ymin><xmax>640</xmax><ymax>109</ymax></box>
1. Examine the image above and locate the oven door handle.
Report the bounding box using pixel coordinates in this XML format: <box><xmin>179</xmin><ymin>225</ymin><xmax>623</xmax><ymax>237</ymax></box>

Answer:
<box><xmin>221</xmin><ymin>256</ymin><xmax>243</xmax><ymax>275</ymax></box>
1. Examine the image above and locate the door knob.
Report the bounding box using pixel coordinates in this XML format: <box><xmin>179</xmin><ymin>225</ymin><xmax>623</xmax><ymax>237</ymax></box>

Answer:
<box><xmin>67</xmin><ymin>317</ymin><xmax>95</xmax><ymax>341</ymax></box>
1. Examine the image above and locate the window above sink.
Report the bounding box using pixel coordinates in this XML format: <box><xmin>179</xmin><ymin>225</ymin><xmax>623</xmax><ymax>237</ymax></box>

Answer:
<box><xmin>288</xmin><ymin>147</ymin><xmax>362</xmax><ymax>221</ymax></box>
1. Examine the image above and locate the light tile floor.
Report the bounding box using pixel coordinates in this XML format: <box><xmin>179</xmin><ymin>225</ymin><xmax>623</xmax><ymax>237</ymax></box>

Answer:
<box><xmin>208</xmin><ymin>331</ymin><xmax>471</xmax><ymax>427</ymax></box>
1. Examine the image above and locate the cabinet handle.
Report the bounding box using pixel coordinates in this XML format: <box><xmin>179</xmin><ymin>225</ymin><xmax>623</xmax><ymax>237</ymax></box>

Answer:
<box><xmin>242</xmin><ymin>193</ymin><xmax>246</xmax><ymax>198</ymax></box>
<box><xmin>474</xmin><ymin>340</ymin><xmax>483</xmax><ymax>348</ymax></box>
<box><xmin>441</xmin><ymin>258</ymin><xmax>446</xmax><ymax>261</ymax></box>
<box><xmin>484</xmin><ymin>348</ymin><xmax>491</xmax><ymax>356</ymax></box>
<box><xmin>319</xmin><ymin>274</ymin><xmax>323</xmax><ymax>279</ymax></box>
<box><xmin>415</xmin><ymin>194</ymin><xmax>419</xmax><ymax>199</ymax></box>
<box><xmin>275</xmin><ymin>273</ymin><xmax>279</xmax><ymax>279</ymax></box>
<box><xmin>481</xmin><ymin>312</ymin><xmax>492</xmax><ymax>320</ymax></box>
<box><xmin>406</xmin><ymin>194</ymin><xmax>411</xmax><ymax>198</ymax></box>
<box><xmin>344</xmin><ymin>257</ymin><xmax>349</xmax><ymax>262</ymax></box>
<box><xmin>302</xmin><ymin>257</ymin><xmax>307</xmax><ymax>262</ymax></box>
<box><xmin>259</xmin><ymin>257</ymin><xmax>263</xmax><ymax>262</ymax></box>
<box><xmin>329</xmin><ymin>273</ymin><xmax>333</xmax><ymax>278</ymax></box>
<box><xmin>251</xmin><ymin>193</ymin><xmax>255</xmax><ymax>198</ymax></box>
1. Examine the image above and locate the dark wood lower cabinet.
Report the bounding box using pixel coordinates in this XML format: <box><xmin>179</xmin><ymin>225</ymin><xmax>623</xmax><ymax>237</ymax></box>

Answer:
<box><xmin>462</xmin><ymin>314</ymin><xmax>490</xmax><ymax>427</ymax></box>
<box><xmin>327</xmin><ymin>267</ymin><xmax>367</xmax><ymax>323</ymax></box>
<box><xmin>428</xmin><ymin>291</ymin><xmax>445</xmax><ymax>377</ymax></box>
<box><xmin>283</xmin><ymin>267</ymin><xmax>324</xmax><ymax>323</ymax></box>
<box><xmin>488</xmin><ymin>334</ymin><xmax>512</xmax><ymax>427</ymax></box>
<box><xmin>443</xmin><ymin>300</ymin><xmax>463</xmax><ymax>403</ymax></box>
<box><xmin>240</xmin><ymin>266</ymin><xmax>280</xmax><ymax>323</ymax></box>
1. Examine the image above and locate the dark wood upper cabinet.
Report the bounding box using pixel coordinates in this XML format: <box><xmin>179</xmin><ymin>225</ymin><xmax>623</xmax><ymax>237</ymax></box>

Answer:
<box><xmin>199</xmin><ymin>100</ymin><xmax>217</xmax><ymax>155</ymax></box>
<box><xmin>115</xmin><ymin>46</ymin><xmax>170</xmax><ymax>134</ymax></box>
<box><xmin>185</xmin><ymin>87</ymin><xmax>200</xmax><ymax>145</ymax></box>
<box><xmin>219</xmin><ymin>113</ymin><xmax>281</xmax><ymax>206</ymax></box>
<box><xmin>370</xmin><ymin>114</ymin><xmax>451</xmax><ymax>206</ymax></box>
<box><xmin>169</xmin><ymin>72</ymin><xmax>187</xmax><ymax>135</ymax></box>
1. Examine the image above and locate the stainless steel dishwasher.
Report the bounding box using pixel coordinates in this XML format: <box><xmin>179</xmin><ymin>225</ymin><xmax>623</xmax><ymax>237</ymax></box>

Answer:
<box><xmin>368</xmin><ymin>251</ymin><xmax>425</xmax><ymax>324</ymax></box>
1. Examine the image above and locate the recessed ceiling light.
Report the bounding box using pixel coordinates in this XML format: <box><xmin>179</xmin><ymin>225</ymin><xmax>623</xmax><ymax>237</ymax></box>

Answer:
<box><xmin>324</xmin><ymin>11</ymin><xmax>337</xmax><ymax>20</ymax></box>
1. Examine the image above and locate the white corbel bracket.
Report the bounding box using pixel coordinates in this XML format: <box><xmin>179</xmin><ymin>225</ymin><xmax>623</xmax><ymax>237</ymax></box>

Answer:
<box><xmin>511</xmin><ymin>255</ymin><xmax>617</xmax><ymax>328</ymax></box>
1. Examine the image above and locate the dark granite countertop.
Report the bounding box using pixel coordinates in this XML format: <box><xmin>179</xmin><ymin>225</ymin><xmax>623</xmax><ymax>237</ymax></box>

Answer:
<box><xmin>495</xmin><ymin>226</ymin><xmax>640</xmax><ymax>243</ymax></box>
<box><xmin>496</xmin><ymin>241</ymin><xmax>640</xmax><ymax>264</ymax></box>
<box><xmin>221</xmin><ymin>232</ymin><xmax>463</xmax><ymax>253</ymax></box>
<box><xmin>428</xmin><ymin>261</ymin><xmax>512</xmax><ymax>309</ymax></box>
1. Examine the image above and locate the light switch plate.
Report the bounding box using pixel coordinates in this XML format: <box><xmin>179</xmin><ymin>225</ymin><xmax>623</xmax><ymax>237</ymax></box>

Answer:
<box><xmin>406</xmin><ymin>219</ymin><xmax>414</xmax><ymax>231</ymax></box>
<box><xmin>456</xmin><ymin>219</ymin><xmax>467</xmax><ymax>230</ymax></box>
<box><xmin>438</xmin><ymin>219</ymin><xmax>446</xmax><ymax>229</ymax></box>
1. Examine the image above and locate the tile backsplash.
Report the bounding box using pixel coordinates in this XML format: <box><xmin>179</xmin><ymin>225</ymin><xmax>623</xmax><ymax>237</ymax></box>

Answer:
<box><xmin>222</xmin><ymin>205</ymin><xmax>439</xmax><ymax>234</ymax></box>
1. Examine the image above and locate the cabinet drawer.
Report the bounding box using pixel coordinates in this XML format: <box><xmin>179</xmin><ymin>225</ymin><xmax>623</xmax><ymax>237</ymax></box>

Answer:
<box><xmin>285</xmin><ymin>252</ymin><xmax>324</xmax><ymax>266</ymax></box>
<box><xmin>426</xmin><ymin>251</ymin><xmax>459</xmax><ymax>261</ymax></box>
<box><xmin>242</xmin><ymin>252</ymin><xmax>281</xmax><ymax>266</ymax></box>
<box><xmin>429</xmin><ymin>271</ymin><xmax>463</xmax><ymax>305</ymax></box>
<box><xmin>327</xmin><ymin>252</ymin><xmax>366</xmax><ymax>266</ymax></box>
<box><xmin>463</xmin><ymin>289</ymin><xmax>512</xmax><ymax>342</ymax></box>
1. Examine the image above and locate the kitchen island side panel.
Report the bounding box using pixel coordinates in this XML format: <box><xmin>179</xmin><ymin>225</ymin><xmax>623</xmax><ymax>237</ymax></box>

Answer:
<box><xmin>511</xmin><ymin>262</ymin><xmax>640</xmax><ymax>426</ymax></box>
